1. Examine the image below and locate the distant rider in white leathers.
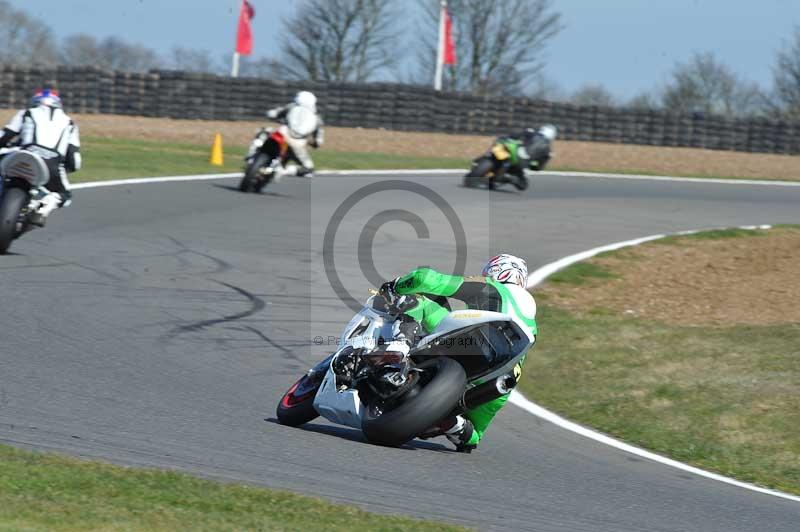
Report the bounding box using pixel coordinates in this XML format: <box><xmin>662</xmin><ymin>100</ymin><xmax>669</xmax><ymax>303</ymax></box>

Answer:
<box><xmin>264</xmin><ymin>91</ymin><xmax>324</xmax><ymax>179</ymax></box>
<box><xmin>0</xmin><ymin>90</ymin><xmax>81</xmax><ymax>226</ymax></box>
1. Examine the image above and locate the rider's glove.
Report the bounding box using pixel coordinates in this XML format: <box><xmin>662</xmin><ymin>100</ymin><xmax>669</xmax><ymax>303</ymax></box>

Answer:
<box><xmin>266</xmin><ymin>109</ymin><xmax>278</xmax><ymax>119</ymax></box>
<box><xmin>379</xmin><ymin>278</ymin><xmax>400</xmax><ymax>304</ymax></box>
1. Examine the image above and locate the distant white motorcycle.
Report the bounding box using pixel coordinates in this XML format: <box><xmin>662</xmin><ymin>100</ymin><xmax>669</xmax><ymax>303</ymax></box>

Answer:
<box><xmin>276</xmin><ymin>291</ymin><xmax>534</xmax><ymax>447</ymax></box>
<box><xmin>239</xmin><ymin>105</ymin><xmax>319</xmax><ymax>193</ymax></box>
<box><xmin>0</xmin><ymin>149</ymin><xmax>53</xmax><ymax>254</ymax></box>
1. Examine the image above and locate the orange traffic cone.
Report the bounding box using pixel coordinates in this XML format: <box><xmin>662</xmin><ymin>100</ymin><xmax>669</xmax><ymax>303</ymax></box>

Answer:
<box><xmin>210</xmin><ymin>133</ymin><xmax>224</xmax><ymax>166</ymax></box>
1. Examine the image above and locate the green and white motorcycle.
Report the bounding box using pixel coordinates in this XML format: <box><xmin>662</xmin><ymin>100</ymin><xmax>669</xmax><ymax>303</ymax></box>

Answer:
<box><xmin>276</xmin><ymin>291</ymin><xmax>533</xmax><ymax>448</ymax></box>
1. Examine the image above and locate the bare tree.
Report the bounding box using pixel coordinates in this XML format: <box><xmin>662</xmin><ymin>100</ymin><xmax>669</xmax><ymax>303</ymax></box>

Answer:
<box><xmin>627</xmin><ymin>91</ymin><xmax>660</xmax><ymax>111</ymax></box>
<box><xmin>0</xmin><ymin>0</ymin><xmax>57</xmax><ymax>66</ymax></box>
<box><xmin>415</xmin><ymin>0</ymin><xmax>563</xmax><ymax>96</ymax></box>
<box><xmin>61</xmin><ymin>34</ymin><xmax>102</xmax><ymax>66</ymax></box>
<box><xmin>240</xmin><ymin>56</ymin><xmax>284</xmax><ymax>78</ymax></box>
<box><xmin>170</xmin><ymin>47</ymin><xmax>220</xmax><ymax>73</ymax></box>
<box><xmin>662</xmin><ymin>52</ymin><xmax>763</xmax><ymax>118</ymax></box>
<box><xmin>60</xmin><ymin>34</ymin><xmax>160</xmax><ymax>72</ymax></box>
<box><xmin>278</xmin><ymin>0</ymin><xmax>399</xmax><ymax>82</ymax></box>
<box><xmin>527</xmin><ymin>73</ymin><xmax>565</xmax><ymax>100</ymax></box>
<box><xmin>98</xmin><ymin>37</ymin><xmax>160</xmax><ymax>72</ymax></box>
<box><xmin>771</xmin><ymin>26</ymin><xmax>800</xmax><ymax>119</ymax></box>
<box><xmin>571</xmin><ymin>84</ymin><xmax>616</xmax><ymax>107</ymax></box>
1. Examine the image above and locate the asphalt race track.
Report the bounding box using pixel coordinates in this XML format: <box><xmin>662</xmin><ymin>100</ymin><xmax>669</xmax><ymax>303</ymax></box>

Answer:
<box><xmin>2</xmin><ymin>171</ymin><xmax>799</xmax><ymax>531</ymax></box>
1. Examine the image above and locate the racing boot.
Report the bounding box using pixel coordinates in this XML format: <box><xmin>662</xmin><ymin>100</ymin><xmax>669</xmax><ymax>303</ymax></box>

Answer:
<box><xmin>419</xmin><ymin>415</ymin><xmax>477</xmax><ymax>453</ymax></box>
<box><xmin>296</xmin><ymin>166</ymin><xmax>315</xmax><ymax>179</ymax></box>
<box><xmin>444</xmin><ymin>416</ymin><xmax>477</xmax><ymax>453</ymax></box>
<box><xmin>273</xmin><ymin>164</ymin><xmax>295</xmax><ymax>183</ymax></box>
<box><xmin>30</xmin><ymin>192</ymin><xmax>62</xmax><ymax>227</ymax></box>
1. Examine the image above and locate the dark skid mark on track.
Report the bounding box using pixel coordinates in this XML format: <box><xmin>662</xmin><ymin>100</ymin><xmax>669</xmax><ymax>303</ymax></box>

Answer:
<box><xmin>163</xmin><ymin>235</ymin><xmax>233</xmax><ymax>275</ymax></box>
<box><xmin>241</xmin><ymin>325</ymin><xmax>309</xmax><ymax>367</ymax></box>
<box><xmin>0</xmin><ymin>255</ymin><xmax>125</xmax><ymax>282</ymax></box>
<box><xmin>166</xmin><ymin>280</ymin><xmax>266</xmax><ymax>337</ymax></box>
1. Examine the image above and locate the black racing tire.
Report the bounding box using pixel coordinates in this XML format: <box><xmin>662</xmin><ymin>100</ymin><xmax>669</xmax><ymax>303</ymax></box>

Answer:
<box><xmin>240</xmin><ymin>153</ymin><xmax>270</xmax><ymax>193</ymax></box>
<box><xmin>361</xmin><ymin>357</ymin><xmax>466</xmax><ymax>447</ymax></box>
<box><xmin>238</xmin><ymin>173</ymin><xmax>255</xmax><ymax>193</ymax></box>
<box><xmin>0</xmin><ymin>188</ymin><xmax>27</xmax><ymax>254</ymax></box>
<box><xmin>464</xmin><ymin>158</ymin><xmax>494</xmax><ymax>188</ymax></box>
<box><xmin>513</xmin><ymin>175</ymin><xmax>529</xmax><ymax>191</ymax></box>
<box><xmin>276</xmin><ymin>374</ymin><xmax>321</xmax><ymax>427</ymax></box>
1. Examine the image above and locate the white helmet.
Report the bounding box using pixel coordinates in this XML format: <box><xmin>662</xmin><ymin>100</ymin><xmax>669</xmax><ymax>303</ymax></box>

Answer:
<box><xmin>481</xmin><ymin>254</ymin><xmax>528</xmax><ymax>288</ymax></box>
<box><xmin>294</xmin><ymin>91</ymin><xmax>317</xmax><ymax>112</ymax></box>
<box><xmin>538</xmin><ymin>124</ymin><xmax>558</xmax><ymax>141</ymax></box>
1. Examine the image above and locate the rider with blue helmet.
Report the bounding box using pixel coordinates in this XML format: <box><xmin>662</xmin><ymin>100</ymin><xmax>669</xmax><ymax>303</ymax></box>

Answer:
<box><xmin>0</xmin><ymin>89</ymin><xmax>81</xmax><ymax>225</ymax></box>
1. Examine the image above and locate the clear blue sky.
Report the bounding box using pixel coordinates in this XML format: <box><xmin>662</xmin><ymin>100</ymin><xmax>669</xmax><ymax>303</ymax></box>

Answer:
<box><xmin>17</xmin><ymin>0</ymin><xmax>800</xmax><ymax>99</ymax></box>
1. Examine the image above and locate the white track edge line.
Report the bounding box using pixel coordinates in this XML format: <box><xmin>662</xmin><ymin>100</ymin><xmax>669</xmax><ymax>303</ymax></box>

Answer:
<box><xmin>69</xmin><ymin>169</ymin><xmax>800</xmax><ymax>189</ymax></box>
<box><xmin>71</xmin><ymin>173</ymin><xmax>241</xmax><ymax>189</ymax></box>
<box><xmin>519</xmin><ymin>225</ymin><xmax>800</xmax><ymax>504</ymax></box>
<box><xmin>543</xmin><ymin>170</ymin><xmax>800</xmax><ymax>187</ymax></box>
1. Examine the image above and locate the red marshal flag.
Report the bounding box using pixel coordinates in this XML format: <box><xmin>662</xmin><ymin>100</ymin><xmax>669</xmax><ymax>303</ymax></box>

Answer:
<box><xmin>443</xmin><ymin>6</ymin><xmax>456</xmax><ymax>65</ymax></box>
<box><xmin>236</xmin><ymin>0</ymin><xmax>255</xmax><ymax>56</ymax></box>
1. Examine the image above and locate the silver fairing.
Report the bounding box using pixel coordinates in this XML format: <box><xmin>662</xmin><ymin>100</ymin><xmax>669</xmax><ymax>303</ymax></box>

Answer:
<box><xmin>313</xmin><ymin>299</ymin><xmax>532</xmax><ymax>428</ymax></box>
<box><xmin>1</xmin><ymin>149</ymin><xmax>50</xmax><ymax>187</ymax></box>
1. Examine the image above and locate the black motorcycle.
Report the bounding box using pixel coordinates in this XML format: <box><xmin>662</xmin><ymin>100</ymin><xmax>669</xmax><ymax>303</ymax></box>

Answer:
<box><xmin>464</xmin><ymin>125</ymin><xmax>557</xmax><ymax>191</ymax></box>
<box><xmin>0</xmin><ymin>149</ymin><xmax>52</xmax><ymax>254</ymax></box>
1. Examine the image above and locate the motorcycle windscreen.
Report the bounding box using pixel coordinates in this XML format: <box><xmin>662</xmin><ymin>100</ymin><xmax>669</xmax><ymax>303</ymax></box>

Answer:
<box><xmin>414</xmin><ymin>321</ymin><xmax>528</xmax><ymax>379</ymax></box>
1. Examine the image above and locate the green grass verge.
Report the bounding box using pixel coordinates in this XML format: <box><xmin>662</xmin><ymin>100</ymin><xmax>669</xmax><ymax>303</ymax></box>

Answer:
<box><xmin>519</xmin><ymin>305</ymin><xmax>800</xmax><ymax>494</ymax></box>
<box><xmin>546</xmin><ymin>262</ymin><xmax>618</xmax><ymax>285</ymax></box>
<box><xmin>73</xmin><ymin>137</ymin><xmax>465</xmax><ymax>183</ymax></box>
<box><xmin>654</xmin><ymin>227</ymin><xmax>768</xmax><ymax>246</ymax></box>
<box><xmin>522</xmin><ymin>229</ymin><xmax>800</xmax><ymax>495</ymax></box>
<box><xmin>0</xmin><ymin>444</ymin><xmax>466</xmax><ymax>531</ymax></box>
<box><xmin>73</xmin><ymin>137</ymin><xmax>797</xmax><ymax>183</ymax></box>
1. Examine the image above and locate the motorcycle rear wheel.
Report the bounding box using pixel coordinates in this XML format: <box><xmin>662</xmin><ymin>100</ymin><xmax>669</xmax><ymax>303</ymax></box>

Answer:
<box><xmin>0</xmin><ymin>188</ymin><xmax>28</xmax><ymax>254</ymax></box>
<box><xmin>361</xmin><ymin>357</ymin><xmax>466</xmax><ymax>447</ymax></box>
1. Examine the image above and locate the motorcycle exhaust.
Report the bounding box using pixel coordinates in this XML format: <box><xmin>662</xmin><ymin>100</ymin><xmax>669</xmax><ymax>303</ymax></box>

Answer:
<box><xmin>462</xmin><ymin>374</ymin><xmax>517</xmax><ymax>410</ymax></box>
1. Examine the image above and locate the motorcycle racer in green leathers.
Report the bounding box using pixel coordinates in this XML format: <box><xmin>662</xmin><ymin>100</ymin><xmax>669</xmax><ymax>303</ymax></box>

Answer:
<box><xmin>380</xmin><ymin>254</ymin><xmax>537</xmax><ymax>452</ymax></box>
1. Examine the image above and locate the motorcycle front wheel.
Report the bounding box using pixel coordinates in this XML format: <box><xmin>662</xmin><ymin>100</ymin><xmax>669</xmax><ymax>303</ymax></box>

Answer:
<box><xmin>276</xmin><ymin>373</ymin><xmax>321</xmax><ymax>427</ymax></box>
<box><xmin>361</xmin><ymin>357</ymin><xmax>466</xmax><ymax>447</ymax></box>
<box><xmin>239</xmin><ymin>153</ymin><xmax>270</xmax><ymax>193</ymax></box>
<box><xmin>463</xmin><ymin>158</ymin><xmax>495</xmax><ymax>188</ymax></box>
<box><xmin>0</xmin><ymin>188</ymin><xmax>28</xmax><ymax>254</ymax></box>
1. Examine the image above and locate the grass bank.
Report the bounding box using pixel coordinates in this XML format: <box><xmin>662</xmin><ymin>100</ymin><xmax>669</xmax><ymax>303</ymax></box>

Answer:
<box><xmin>72</xmin><ymin>137</ymin><xmax>466</xmax><ymax>183</ymax></box>
<box><xmin>0</xmin><ymin>444</ymin><xmax>465</xmax><ymax>531</ymax></box>
<box><xmin>521</xmin><ymin>228</ymin><xmax>800</xmax><ymax>495</ymax></box>
<box><xmin>69</xmin><ymin>136</ymin><xmax>800</xmax><ymax>184</ymax></box>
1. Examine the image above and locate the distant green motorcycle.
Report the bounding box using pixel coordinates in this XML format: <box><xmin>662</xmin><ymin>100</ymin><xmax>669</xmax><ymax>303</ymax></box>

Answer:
<box><xmin>464</xmin><ymin>125</ymin><xmax>557</xmax><ymax>191</ymax></box>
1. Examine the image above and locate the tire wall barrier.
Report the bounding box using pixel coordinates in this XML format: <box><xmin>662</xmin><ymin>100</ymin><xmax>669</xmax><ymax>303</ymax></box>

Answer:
<box><xmin>2</xmin><ymin>65</ymin><xmax>799</xmax><ymax>155</ymax></box>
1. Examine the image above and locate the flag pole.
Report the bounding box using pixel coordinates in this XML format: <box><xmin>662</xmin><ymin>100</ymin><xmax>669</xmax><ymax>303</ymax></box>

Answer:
<box><xmin>434</xmin><ymin>0</ymin><xmax>446</xmax><ymax>91</ymax></box>
<box><xmin>232</xmin><ymin>52</ymin><xmax>240</xmax><ymax>78</ymax></box>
